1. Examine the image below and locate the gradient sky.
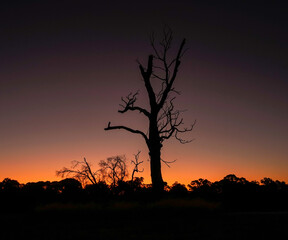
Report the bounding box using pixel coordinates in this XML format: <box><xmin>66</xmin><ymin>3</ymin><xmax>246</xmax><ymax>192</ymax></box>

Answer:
<box><xmin>1</xmin><ymin>1</ymin><xmax>287</xmax><ymax>185</ymax></box>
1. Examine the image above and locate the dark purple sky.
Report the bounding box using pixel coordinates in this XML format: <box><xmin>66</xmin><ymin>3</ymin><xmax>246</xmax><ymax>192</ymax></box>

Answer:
<box><xmin>0</xmin><ymin>1</ymin><xmax>287</xmax><ymax>184</ymax></box>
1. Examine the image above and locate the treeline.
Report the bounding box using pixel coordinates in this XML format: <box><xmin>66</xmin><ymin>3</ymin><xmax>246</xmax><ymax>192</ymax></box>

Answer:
<box><xmin>1</xmin><ymin>174</ymin><xmax>288</xmax><ymax>212</ymax></box>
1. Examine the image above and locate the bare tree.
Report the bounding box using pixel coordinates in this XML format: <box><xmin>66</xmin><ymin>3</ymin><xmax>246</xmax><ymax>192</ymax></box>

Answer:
<box><xmin>105</xmin><ymin>28</ymin><xmax>195</xmax><ymax>193</ymax></box>
<box><xmin>98</xmin><ymin>155</ymin><xmax>128</xmax><ymax>187</ymax></box>
<box><xmin>131</xmin><ymin>151</ymin><xmax>144</xmax><ymax>182</ymax></box>
<box><xmin>56</xmin><ymin>158</ymin><xmax>99</xmax><ymax>186</ymax></box>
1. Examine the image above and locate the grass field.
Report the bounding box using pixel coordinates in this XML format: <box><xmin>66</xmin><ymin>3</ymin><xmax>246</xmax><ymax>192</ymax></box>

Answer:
<box><xmin>1</xmin><ymin>200</ymin><xmax>287</xmax><ymax>240</ymax></box>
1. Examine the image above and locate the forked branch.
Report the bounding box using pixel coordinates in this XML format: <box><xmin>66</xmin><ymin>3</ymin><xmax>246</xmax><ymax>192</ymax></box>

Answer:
<box><xmin>118</xmin><ymin>91</ymin><xmax>150</xmax><ymax>117</ymax></box>
<box><xmin>158</xmin><ymin>96</ymin><xmax>196</xmax><ymax>144</ymax></box>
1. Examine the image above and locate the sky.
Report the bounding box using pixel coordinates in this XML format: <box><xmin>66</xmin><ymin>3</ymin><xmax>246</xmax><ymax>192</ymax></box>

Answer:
<box><xmin>0</xmin><ymin>1</ymin><xmax>287</xmax><ymax>185</ymax></box>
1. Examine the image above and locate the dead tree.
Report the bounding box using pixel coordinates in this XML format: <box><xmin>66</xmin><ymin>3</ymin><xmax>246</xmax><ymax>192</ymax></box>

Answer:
<box><xmin>131</xmin><ymin>151</ymin><xmax>144</xmax><ymax>182</ymax></box>
<box><xmin>105</xmin><ymin>28</ymin><xmax>195</xmax><ymax>193</ymax></box>
<box><xmin>56</xmin><ymin>158</ymin><xmax>98</xmax><ymax>186</ymax></box>
<box><xmin>98</xmin><ymin>155</ymin><xmax>128</xmax><ymax>187</ymax></box>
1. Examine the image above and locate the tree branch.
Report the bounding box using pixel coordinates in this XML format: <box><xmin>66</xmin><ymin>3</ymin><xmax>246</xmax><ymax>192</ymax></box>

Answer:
<box><xmin>161</xmin><ymin>158</ymin><xmax>176</xmax><ymax>168</ymax></box>
<box><xmin>157</xmin><ymin>38</ymin><xmax>186</xmax><ymax>110</ymax></box>
<box><xmin>105</xmin><ymin>122</ymin><xmax>149</xmax><ymax>145</ymax></box>
<box><xmin>118</xmin><ymin>91</ymin><xmax>150</xmax><ymax>117</ymax></box>
<box><xmin>83</xmin><ymin>158</ymin><xmax>97</xmax><ymax>185</ymax></box>
<box><xmin>174</xmin><ymin>119</ymin><xmax>196</xmax><ymax>144</ymax></box>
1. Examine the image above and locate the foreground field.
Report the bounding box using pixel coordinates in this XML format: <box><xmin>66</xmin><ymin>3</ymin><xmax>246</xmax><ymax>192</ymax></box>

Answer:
<box><xmin>1</xmin><ymin>200</ymin><xmax>287</xmax><ymax>240</ymax></box>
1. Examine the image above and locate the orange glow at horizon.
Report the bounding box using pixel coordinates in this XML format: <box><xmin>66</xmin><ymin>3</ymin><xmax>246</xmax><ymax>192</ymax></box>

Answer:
<box><xmin>1</xmin><ymin>151</ymin><xmax>287</xmax><ymax>186</ymax></box>
<box><xmin>1</xmin><ymin>2</ymin><xmax>287</xmax><ymax>189</ymax></box>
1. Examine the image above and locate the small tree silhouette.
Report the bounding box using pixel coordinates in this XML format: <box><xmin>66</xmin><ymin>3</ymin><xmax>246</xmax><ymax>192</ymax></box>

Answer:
<box><xmin>131</xmin><ymin>151</ymin><xmax>144</xmax><ymax>182</ymax></box>
<box><xmin>98</xmin><ymin>155</ymin><xmax>128</xmax><ymax>187</ymax></box>
<box><xmin>169</xmin><ymin>181</ymin><xmax>188</xmax><ymax>196</ymax></box>
<box><xmin>56</xmin><ymin>158</ymin><xmax>99</xmax><ymax>186</ymax></box>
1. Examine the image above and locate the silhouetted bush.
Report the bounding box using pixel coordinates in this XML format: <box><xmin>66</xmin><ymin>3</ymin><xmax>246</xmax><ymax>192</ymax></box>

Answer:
<box><xmin>188</xmin><ymin>178</ymin><xmax>215</xmax><ymax>199</ymax></box>
<box><xmin>1</xmin><ymin>175</ymin><xmax>287</xmax><ymax>212</ymax></box>
<box><xmin>0</xmin><ymin>178</ymin><xmax>23</xmax><ymax>212</ymax></box>
<box><xmin>169</xmin><ymin>182</ymin><xmax>188</xmax><ymax>197</ymax></box>
<box><xmin>84</xmin><ymin>181</ymin><xmax>110</xmax><ymax>201</ymax></box>
<box><xmin>0</xmin><ymin>178</ymin><xmax>21</xmax><ymax>193</ymax></box>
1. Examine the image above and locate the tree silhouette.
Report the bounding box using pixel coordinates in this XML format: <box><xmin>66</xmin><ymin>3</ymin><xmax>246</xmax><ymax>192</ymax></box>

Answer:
<box><xmin>56</xmin><ymin>158</ymin><xmax>99</xmax><ymax>186</ymax></box>
<box><xmin>188</xmin><ymin>178</ymin><xmax>212</xmax><ymax>195</ymax></box>
<box><xmin>99</xmin><ymin>155</ymin><xmax>128</xmax><ymax>187</ymax></box>
<box><xmin>131</xmin><ymin>151</ymin><xmax>144</xmax><ymax>182</ymax></box>
<box><xmin>105</xmin><ymin>27</ymin><xmax>195</xmax><ymax>193</ymax></box>
<box><xmin>169</xmin><ymin>181</ymin><xmax>188</xmax><ymax>196</ymax></box>
<box><xmin>0</xmin><ymin>178</ymin><xmax>21</xmax><ymax>192</ymax></box>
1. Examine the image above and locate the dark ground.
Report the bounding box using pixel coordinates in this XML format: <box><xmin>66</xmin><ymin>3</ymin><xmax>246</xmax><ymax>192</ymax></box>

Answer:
<box><xmin>1</xmin><ymin>201</ymin><xmax>287</xmax><ymax>240</ymax></box>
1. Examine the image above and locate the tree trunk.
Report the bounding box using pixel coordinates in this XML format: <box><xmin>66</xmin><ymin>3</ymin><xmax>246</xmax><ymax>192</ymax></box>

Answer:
<box><xmin>149</xmin><ymin>115</ymin><xmax>164</xmax><ymax>193</ymax></box>
<box><xmin>149</xmin><ymin>144</ymin><xmax>164</xmax><ymax>193</ymax></box>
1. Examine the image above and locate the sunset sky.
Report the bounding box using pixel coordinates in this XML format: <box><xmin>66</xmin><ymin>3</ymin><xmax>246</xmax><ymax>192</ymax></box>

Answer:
<box><xmin>1</xmin><ymin>1</ymin><xmax>287</xmax><ymax>185</ymax></box>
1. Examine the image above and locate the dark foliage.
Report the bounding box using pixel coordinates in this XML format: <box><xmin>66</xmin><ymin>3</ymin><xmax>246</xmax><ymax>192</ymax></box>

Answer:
<box><xmin>1</xmin><ymin>174</ymin><xmax>288</xmax><ymax>213</ymax></box>
<box><xmin>169</xmin><ymin>181</ymin><xmax>188</xmax><ymax>196</ymax></box>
